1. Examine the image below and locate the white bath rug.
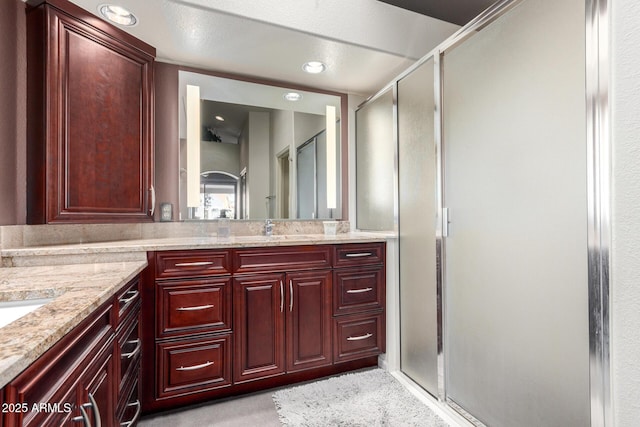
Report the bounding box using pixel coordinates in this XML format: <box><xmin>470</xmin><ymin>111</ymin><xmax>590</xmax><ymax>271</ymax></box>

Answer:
<box><xmin>272</xmin><ymin>369</ymin><xmax>449</xmax><ymax>426</ymax></box>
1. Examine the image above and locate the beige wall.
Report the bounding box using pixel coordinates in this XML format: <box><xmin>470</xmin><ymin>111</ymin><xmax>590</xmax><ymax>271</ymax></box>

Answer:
<box><xmin>154</xmin><ymin>62</ymin><xmax>180</xmax><ymax>220</ymax></box>
<box><xmin>0</xmin><ymin>0</ymin><xmax>27</xmax><ymax>225</ymax></box>
<box><xmin>611</xmin><ymin>0</ymin><xmax>640</xmax><ymax>425</ymax></box>
<box><xmin>201</xmin><ymin>142</ymin><xmax>241</xmax><ymax>176</ymax></box>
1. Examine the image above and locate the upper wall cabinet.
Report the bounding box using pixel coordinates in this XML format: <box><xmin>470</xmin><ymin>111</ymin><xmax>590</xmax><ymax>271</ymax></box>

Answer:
<box><xmin>26</xmin><ymin>0</ymin><xmax>155</xmax><ymax>224</ymax></box>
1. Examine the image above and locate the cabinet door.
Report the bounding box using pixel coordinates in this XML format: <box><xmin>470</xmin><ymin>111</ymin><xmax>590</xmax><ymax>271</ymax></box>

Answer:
<box><xmin>27</xmin><ymin>4</ymin><xmax>154</xmax><ymax>223</ymax></box>
<box><xmin>77</xmin><ymin>343</ymin><xmax>115</xmax><ymax>427</ymax></box>
<box><xmin>286</xmin><ymin>270</ymin><xmax>333</xmax><ymax>372</ymax></box>
<box><xmin>233</xmin><ymin>274</ymin><xmax>285</xmax><ymax>383</ymax></box>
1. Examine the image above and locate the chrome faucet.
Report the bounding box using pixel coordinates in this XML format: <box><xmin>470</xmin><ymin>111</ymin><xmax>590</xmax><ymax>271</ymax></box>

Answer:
<box><xmin>265</xmin><ymin>219</ymin><xmax>274</xmax><ymax>237</ymax></box>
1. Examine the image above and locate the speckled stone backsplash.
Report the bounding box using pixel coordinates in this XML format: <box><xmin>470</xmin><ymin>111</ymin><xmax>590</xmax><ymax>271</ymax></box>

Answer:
<box><xmin>0</xmin><ymin>221</ymin><xmax>351</xmax><ymax>249</ymax></box>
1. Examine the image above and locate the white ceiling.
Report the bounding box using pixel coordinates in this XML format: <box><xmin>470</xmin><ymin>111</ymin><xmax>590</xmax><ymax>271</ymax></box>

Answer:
<box><xmin>65</xmin><ymin>0</ymin><xmax>460</xmax><ymax>96</ymax></box>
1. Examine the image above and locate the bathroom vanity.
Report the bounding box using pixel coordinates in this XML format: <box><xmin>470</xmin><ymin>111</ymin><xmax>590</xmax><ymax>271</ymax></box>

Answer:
<box><xmin>0</xmin><ymin>231</ymin><xmax>388</xmax><ymax>424</ymax></box>
<box><xmin>143</xmin><ymin>241</ymin><xmax>385</xmax><ymax>412</ymax></box>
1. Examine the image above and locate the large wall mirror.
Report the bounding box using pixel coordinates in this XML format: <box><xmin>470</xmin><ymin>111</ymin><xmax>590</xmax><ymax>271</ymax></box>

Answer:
<box><xmin>178</xmin><ymin>71</ymin><xmax>343</xmax><ymax>221</ymax></box>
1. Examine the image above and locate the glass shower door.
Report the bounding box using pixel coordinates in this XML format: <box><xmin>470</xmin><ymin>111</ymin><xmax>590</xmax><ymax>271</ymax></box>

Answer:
<box><xmin>442</xmin><ymin>0</ymin><xmax>589</xmax><ymax>425</ymax></box>
<box><xmin>397</xmin><ymin>58</ymin><xmax>439</xmax><ymax>397</ymax></box>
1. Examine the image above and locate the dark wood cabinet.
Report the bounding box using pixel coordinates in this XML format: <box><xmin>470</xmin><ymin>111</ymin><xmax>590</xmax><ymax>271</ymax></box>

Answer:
<box><xmin>117</xmin><ymin>381</ymin><xmax>140</xmax><ymax>427</ymax></box>
<box><xmin>333</xmin><ymin>266</ymin><xmax>384</xmax><ymax>316</ymax></box>
<box><xmin>332</xmin><ymin>244</ymin><xmax>386</xmax><ymax>364</ymax></box>
<box><xmin>233</xmin><ymin>273</ymin><xmax>286</xmax><ymax>383</ymax></box>
<box><xmin>157</xmin><ymin>277</ymin><xmax>232</xmax><ymax>339</ymax></box>
<box><xmin>78</xmin><ymin>342</ymin><xmax>116</xmax><ymax>427</ymax></box>
<box><xmin>143</xmin><ymin>242</ymin><xmax>385</xmax><ymax>413</ymax></box>
<box><xmin>26</xmin><ymin>0</ymin><xmax>155</xmax><ymax>223</ymax></box>
<box><xmin>114</xmin><ymin>277</ymin><xmax>142</xmax><ymax>427</ymax></box>
<box><xmin>155</xmin><ymin>250</ymin><xmax>232</xmax><ymax>279</ymax></box>
<box><xmin>286</xmin><ymin>270</ymin><xmax>333</xmax><ymax>372</ymax></box>
<box><xmin>144</xmin><ymin>250</ymin><xmax>234</xmax><ymax>411</ymax></box>
<box><xmin>157</xmin><ymin>334</ymin><xmax>232</xmax><ymax>400</ymax></box>
<box><xmin>233</xmin><ymin>251</ymin><xmax>333</xmax><ymax>382</ymax></box>
<box><xmin>233</xmin><ymin>269</ymin><xmax>333</xmax><ymax>382</ymax></box>
<box><xmin>3</xmin><ymin>304</ymin><xmax>113</xmax><ymax>427</ymax></box>
<box><xmin>334</xmin><ymin>312</ymin><xmax>385</xmax><ymax>363</ymax></box>
<box><xmin>2</xmin><ymin>275</ymin><xmax>141</xmax><ymax>427</ymax></box>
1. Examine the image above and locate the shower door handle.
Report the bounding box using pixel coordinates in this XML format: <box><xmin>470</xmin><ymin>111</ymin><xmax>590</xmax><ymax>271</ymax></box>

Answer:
<box><xmin>442</xmin><ymin>208</ymin><xmax>450</xmax><ymax>237</ymax></box>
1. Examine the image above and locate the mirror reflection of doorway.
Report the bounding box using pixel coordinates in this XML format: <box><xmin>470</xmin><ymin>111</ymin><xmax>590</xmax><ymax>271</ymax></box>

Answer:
<box><xmin>198</xmin><ymin>171</ymin><xmax>238</xmax><ymax>219</ymax></box>
<box><xmin>277</xmin><ymin>149</ymin><xmax>290</xmax><ymax>219</ymax></box>
<box><xmin>296</xmin><ymin>138</ymin><xmax>317</xmax><ymax>219</ymax></box>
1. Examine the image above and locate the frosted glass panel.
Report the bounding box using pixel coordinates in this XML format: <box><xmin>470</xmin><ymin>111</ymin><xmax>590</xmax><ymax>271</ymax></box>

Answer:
<box><xmin>397</xmin><ymin>58</ymin><xmax>439</xmax><ymax>395</ymax></box>
<box><xmin>443</xmin><ymin>0</ymin><xmax>589</xmax><ymax>426</ymax></box>
<box><xmin>356</xmin><ymin>90</ymin><xmax>394</xmax><ymax>230</ymax></box>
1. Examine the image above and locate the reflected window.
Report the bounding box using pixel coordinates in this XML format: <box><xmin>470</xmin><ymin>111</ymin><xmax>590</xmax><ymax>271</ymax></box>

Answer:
<box><xmin>195</xmin><ymin>171</ymin><xmax>238</xmax><ymax>219</ymax></box>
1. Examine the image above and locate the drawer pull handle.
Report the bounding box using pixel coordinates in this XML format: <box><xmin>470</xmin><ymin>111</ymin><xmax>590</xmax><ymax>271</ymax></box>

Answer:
<box><xmin>72</xmin><ymin>406</ymin><xmax>90</xmax><ymax>426</ymax></box>
<box><xmin>120</xmin><ymin>400</ymin><xmax>141</xmax><ymax>427</ymax></box>
<box><xmin>121</xmin><ymin>339</ymin><xmax>141</xmax><ymax>359</ymax></box>
<box><xmin>345</xmin><ymin>252</ymin><xmax>373</xmax><ymax>258</ymax></box>
<box><xmin>347</xmin><ymin>333</ymin><xmax>373</xmax><ymax>341</ymax></box>
<box><xmin>289</xmin><ymin>279</ymin><xmax>294</xmax><ymax>312</ymax></box>
<box><xmin>174</xmin><ymin>261</ymin><xmax>215</xmax><ymax>267</ymax></box>
<box><xmin>119</xmin><ymin>290</ymin><xmax>139</xmax><ymax>305</ymax></box>
<box><xmin>176</xmin><ymin>361</ymin><xmax>214</xmax><ymax>371</ymax></box>
<box><xmin>346</xmin><ymin>287</ymin><xmax>373</xmax><ymax>294</ymax></box>
<box><xmin>176</xmin><ymin>304</ymin><xmax>214</xmax><ymax>311</ymax></box>
<box><xmin>72</xmin><ymin>393</ymin><xmax>101</xmax><ymax>427</ymax></box>
<box><xmin>280</xmin><ymin>280</ymin><xmax>284</xmax><ymax>313</ymax></box>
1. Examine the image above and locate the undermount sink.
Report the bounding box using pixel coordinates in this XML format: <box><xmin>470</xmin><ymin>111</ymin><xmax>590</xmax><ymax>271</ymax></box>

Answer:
<box><xmin>0</xmin><ymin>298</ymin><xmax>53</xmax><ymax>329</ymax></box>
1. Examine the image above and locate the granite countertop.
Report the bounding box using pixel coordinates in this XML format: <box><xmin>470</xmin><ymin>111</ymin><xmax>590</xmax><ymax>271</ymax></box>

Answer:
<box><xmin>0</xmin><ymin>261</ymin><xmax>147</xmax><ymax>388</ymax></box>
<box><xmin>1</xmin><ymin>231</ymin><xmax>394</xmax><ymax>267</ymax></box>
<box><xmin>0</xmin><ymin>231</ymin><xmax>394</xmax><ymax>388</ymax></box>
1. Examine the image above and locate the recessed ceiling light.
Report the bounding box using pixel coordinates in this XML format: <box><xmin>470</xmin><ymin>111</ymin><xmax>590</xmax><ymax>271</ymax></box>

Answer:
<box><xmin>98</xmin><ymin>4</ymin><xmax>138</xmax><ymax>27</ymax></box>
<box><xmin>302</xmin><ymin>61</ymin><xmax>326</xmax><ymax>74</ymax></box>
<box><xmin>284</xmin><ymin>92</ymin><xmax>302</xmax><ymax>102</ymax></box>
<box><xmin>215</xmin><ymin>115</ymin><xmax>225</xmax><ymax>122</ymax></box>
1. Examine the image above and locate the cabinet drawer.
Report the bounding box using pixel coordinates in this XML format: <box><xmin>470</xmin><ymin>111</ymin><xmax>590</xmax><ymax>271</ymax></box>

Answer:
<box><xmin>116</xmin><ymin>276</ymin><xmax>140</xmax><ymax>325</ymax></box>
<box><xmin>233</xmin><ymin>245</ymin><xmax>332</xmax><ymax>274</ymax></box>
<box><xmin>157</xmin><ymin>335</ymin><xmax>232</xmax><ymax>399</ymax></box>
<box><xmin>333</xmin><ymin>266</ymin><xmax>384</xmax><ymax>316</ymax></box>
<box><xmin>334</xmin><ymin>313</ymin><xmax>384</xmax><ymax>363</ymax></box>
<box><xmin>118</xmin><ymin>379</ymin><xmax>141</xmax><ymax>427</ymax></box>
<box><xmin>156</xmin><ymin>250</ymin><xmax>231</xmax><ymax>279</ymax></box>
<box><xmin>117</xmin><ymin>310</ymin><xmax>141</xmax><ymax>393</ymax></box>
<box><xmin>334</xmin><ymin>243</ymin><xmax>385</xmax><ymax>268</ymax></box>
<box><xmin>157</xmin><ymin>278</ymin><xmax>232</xmax><ymax>338</ymax></box>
